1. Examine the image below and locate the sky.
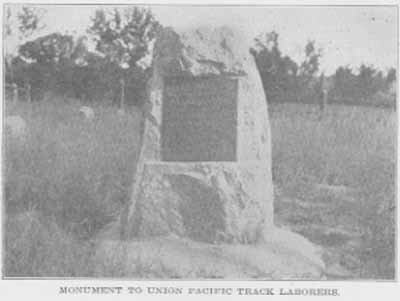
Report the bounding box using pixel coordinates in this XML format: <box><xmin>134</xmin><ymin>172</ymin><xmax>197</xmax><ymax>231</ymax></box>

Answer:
<box><xmin>5</xmin><ymin>5</ymin><xmax>398</xmax><ymax>75</ymax></box>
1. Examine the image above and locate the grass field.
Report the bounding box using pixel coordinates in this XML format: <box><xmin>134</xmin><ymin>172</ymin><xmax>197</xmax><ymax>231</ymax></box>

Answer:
<box><xmin>3</xmin><ymin>99</ymin><xmax>396</xmax><ymax>279</ymax></box>
<box><xmin>270</xmin><ymin>103</ymin><xmax>396</xmax><ymax>279</ymax></box>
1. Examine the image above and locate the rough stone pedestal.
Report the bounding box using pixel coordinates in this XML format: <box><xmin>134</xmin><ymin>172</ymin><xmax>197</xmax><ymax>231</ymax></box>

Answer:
<box><xmin>130</xmin><ymin>162</ymin><xmax>273</xmax><ymax>243</ymax></box>
<box><xmin>125</xmin><ymin>26</ymin><xmax>275</xmax><ymax>244</ymax></box>
<box><xmin>94</xmin><ymin>25</ymin><xmax>327</xmax><ymax>278</ymax></box>
<box><xmin>125</xmin><ymin>26</ymin><xmax>275</xmax><ymax>243</ymax></box>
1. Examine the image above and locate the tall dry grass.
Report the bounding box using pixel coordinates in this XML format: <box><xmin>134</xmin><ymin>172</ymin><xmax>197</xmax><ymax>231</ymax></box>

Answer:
<box><xmin>271</xmin><ymin>103</ymin><xmax>396</xmax><ymax>279</ymax></box>
<box><xmin>4</xmin><ymin>99</ymin><xmax>141</xmax><ymax>276</ymax></box>
<box><xmin>3</xmin><ymin>100</ymin><xmax>396</xmax><ymax>279</ymax></box>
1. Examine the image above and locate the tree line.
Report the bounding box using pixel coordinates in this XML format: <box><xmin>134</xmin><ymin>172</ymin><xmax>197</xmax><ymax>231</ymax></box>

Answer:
<box><xmin>251</xmin><ymin>31</ymin><xmax>396</xmax><ymax>108</ymax></box>
<box><xmin>5</xmin><ymin>6</ymin><xmax>397</xmax><ymax>109</ymax></box>
<box><xmin>5</xmin><ymin>6</ymin><xmax>159</xmax><ymax>107</ymax></box>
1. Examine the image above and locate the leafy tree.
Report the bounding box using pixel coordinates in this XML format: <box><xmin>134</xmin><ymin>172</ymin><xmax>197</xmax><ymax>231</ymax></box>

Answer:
<box><xmin>252</xmin><ymin>34</ymin><xmax>324</xmax><ymax>104</ymax></box>
<box><xmin>293</xmin><ymin>40</ymin><xmax>322</xmax><ymax>103</ymax></box>
<box><xmin>5</xmin><ymin>5</ymin><xmax>45</xmax><ymax>43</ymax></box>
<box><xmin>4</xmin><ymin>5</ymin><xmax>45</xmax><ymax>83</ymax></box>
<box><xmin>17</xmin><ymin>33</ymin><xmax>102</xmax><ymax>101</ymax></box>
<box><xmin>357</xmin><ymin>64</ymin><xmax>380</xmax><ymax>102</ymax></box>
<box><xmin>385</xmin><ymin>68</ymin><xmax>396</xmax><ymax>90</ymax></box>
<box><xmin>17</xmin><ymin>6</ymin><xmax>45</xmax><ymax>38</ymax></box>
<box><xmin>299</xmin><ymin>40</ymin><xmax>322</xmax><ymax>86</ymax></box>
<box><xmin>330</xmin><ymin>64</ymin><xmax>394</xmax><ymax>106</ymax></box>
<box><xmin>252</xmin><ymin>30</ymin><xmax>393</xmax><ymax>107</ymax></box>
<box><xmin>251</xmin><ymin>31</ymin><xmax>298</xmax><ymax>102</ymax></box>
<box><xmin>19</xmin><ymin>33</ymin><xmax>75</xmax><ymax>65</ymax></box>
<box><xmin>88</xmin><ymin>7</ymin><xmax>160</xmax><ymax>107</ymax></box>
<box><xmin>332</xmin><ymin>66</ymin><xmax>357</xmax><ymax>102</ymax></box>
<box><xmin>18</xmin><ymin>33</ymin><xmax>72</xmax><ymax>97</ymax></box>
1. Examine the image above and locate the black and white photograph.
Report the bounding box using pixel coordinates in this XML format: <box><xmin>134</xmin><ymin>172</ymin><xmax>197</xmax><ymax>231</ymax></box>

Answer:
<box><xmin>1</xmin><ymin>2</ymin><xmax>397</xmax><ymax>282</ymax></box>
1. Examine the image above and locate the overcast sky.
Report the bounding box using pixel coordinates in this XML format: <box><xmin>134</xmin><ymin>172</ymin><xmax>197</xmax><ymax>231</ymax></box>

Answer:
<box><xmin>6</xmin><ymin>5</ymin><xmax>398</xmax><ymax>75</ymax></box>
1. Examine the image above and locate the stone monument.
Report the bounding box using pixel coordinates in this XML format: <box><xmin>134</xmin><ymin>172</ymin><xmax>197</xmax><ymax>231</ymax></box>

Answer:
<box><xmin>126</xmin><ymin>26</ymin><xmax>275</xmax><ymax>244</ymax></box>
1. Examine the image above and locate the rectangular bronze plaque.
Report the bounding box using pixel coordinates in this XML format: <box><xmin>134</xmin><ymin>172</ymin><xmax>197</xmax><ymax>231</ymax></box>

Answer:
<box><xmin>162</xmin><ymin>76</ymin><xmax>238</xmax><ymax>161</ymax></box>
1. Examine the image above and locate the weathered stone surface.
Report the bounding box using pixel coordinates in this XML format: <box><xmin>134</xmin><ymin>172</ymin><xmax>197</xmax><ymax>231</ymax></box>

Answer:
<box><xmin>129</xmin><ymin>162</ymin><xmax>273</xmax><ymax>243</ymax></box>
<box><xmin>127</xmin><ymin>26</ymin><xmax>273</xmax><ymax>243</ymax></box>
<box><xmin>141</xmin><ymin>25</ymin><xmax>272</xmax><ymax>164</ymax></box>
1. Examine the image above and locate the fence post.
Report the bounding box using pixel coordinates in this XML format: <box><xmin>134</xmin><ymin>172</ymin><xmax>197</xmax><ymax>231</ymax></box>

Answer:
<box><xmin>120</xmin><ymin>78</ymin><xmax>125</xmax><ymax>111</ymax></box>
<box><xmin>26</xmin><ymin>82</ymin><xmax>32</xmax><ymax>103</ymax></box>
<box><xmin>12</xmin><ymin>83</ymin><xmax>18</xmax><ymax>104</ymax></box>
<box><xmin>319</xmin><ymin>89</ymin><xmax>328</xmax><ymax>120</ymax></box>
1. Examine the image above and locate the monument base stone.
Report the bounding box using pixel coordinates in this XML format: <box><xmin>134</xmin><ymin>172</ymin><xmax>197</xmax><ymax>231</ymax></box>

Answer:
<box><xmin>96</xmin><ymin>25</ymin><xmax>326</xmax><ymax>278</ymax></box>
<box><xmin>129</xmin><ymin>162</ymin><xmax>273</xmax><ymax>244</ymax></box>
